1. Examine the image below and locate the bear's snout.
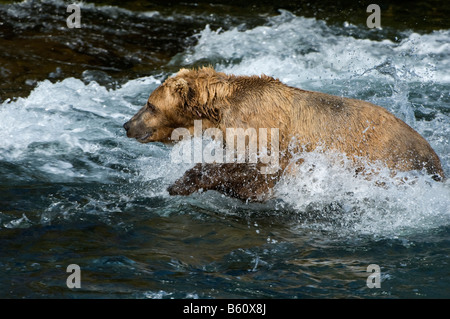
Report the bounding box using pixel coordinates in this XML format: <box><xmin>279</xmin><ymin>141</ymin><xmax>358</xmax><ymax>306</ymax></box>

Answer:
<box><xmin>122</xmin><ymin>118</ymin><xmax>154</xmax><ymax>142</ymax></box>
<box><xmin>123</xmin><ymin>120</ymin><xmax>138</xmax><ymax>138</ymax></box>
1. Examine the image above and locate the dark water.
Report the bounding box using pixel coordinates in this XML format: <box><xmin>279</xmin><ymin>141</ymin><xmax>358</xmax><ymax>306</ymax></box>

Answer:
<box><xmin>0</xmin><ymin>0</ymin><xmax>450</xmax><ymax>299</ymax></box>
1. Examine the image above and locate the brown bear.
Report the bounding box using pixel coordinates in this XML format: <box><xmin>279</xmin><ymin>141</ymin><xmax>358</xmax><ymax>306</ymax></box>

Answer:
<box><xmin>123</xmin><ymin>67</ymin><xmax>445</xmax><ymax>201</ymax></box>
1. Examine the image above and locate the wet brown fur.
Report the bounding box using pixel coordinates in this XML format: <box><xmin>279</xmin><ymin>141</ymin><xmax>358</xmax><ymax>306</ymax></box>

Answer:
<box><xmin>123</xmin><ymin>67</ymin><xmax>444</xmax><ymax>201</ymax></box>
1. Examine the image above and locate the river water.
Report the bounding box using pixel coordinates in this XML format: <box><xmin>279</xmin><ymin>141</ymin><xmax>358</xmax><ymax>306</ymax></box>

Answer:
<box><xmin>0</xmin><ymin>0</ymin><xmax>449</xmax><ymax>298</ymax></box>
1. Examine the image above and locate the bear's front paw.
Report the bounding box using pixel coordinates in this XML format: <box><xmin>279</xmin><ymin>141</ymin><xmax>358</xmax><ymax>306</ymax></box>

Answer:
<box><xmin>167</xmin><ymin>180</ymin><xmax>200</xmax><ymax>196</ymax></box>
<box><xmin>167</xmin><ymin>163</ymin><xmax>217</xmax><ymax>196</ymax></box>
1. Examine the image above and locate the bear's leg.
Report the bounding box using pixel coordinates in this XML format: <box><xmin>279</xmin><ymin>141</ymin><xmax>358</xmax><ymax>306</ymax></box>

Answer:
<box><xmin>167</xmin><ymin>163</ymin><xmax>281</xmax><ymax>201</ymax></box>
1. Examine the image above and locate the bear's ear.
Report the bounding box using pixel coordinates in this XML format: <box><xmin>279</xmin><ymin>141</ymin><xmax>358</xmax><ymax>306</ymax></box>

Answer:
<box><xmin>173</xmin><ymin>78</ymin><xmax>189</xmax><ymax>99</ymax></box>
<box><xmin>176</xmin><ymin>68</ymin><xmax>190</xmax><ymax>76</ymax></box>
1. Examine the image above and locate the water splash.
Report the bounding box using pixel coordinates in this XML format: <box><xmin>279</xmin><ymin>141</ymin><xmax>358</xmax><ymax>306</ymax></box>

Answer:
<box><xmin>275</xmin><ymin>150</ymin><xmax>450</xmax><ymax>238</ymax></box>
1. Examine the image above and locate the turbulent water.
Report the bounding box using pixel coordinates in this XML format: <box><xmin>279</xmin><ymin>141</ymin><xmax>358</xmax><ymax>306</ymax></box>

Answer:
<box><xmin>1</xmin><ymin>1</ymin><xmax>449</xmax><ymax>298</ymax></box>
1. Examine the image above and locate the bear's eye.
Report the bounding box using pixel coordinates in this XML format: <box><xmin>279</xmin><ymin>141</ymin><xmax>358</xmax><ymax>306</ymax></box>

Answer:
<box><xmin>146</xmin><ymin>102</ymin><xmax>157</xmax><ymax>113</ymax></box>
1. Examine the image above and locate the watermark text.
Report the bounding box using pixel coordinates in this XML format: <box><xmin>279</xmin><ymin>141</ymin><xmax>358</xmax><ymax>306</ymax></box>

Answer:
<box><xmin>366</xmin><ymin>264</ymin><xmax>381</xmax><ymax>288</ymax></box>
<box><xmin>170</xmin><ymin>120</ymin><xmax>280</xmax><ymax>174</ymax></box>
<box><xmin>366</xmin><ymin>4</ymin><xmax>381</xmax><ymax>29</ymax></box>
<box><xmin>66</xmin><ymin>4</ymin><xmax>81</xmax><ymax>28</ymax></box>
<box><xmin>66</xmin><ymin>264</ymin><xmax>81</xmax><ymax>288</ymax></box>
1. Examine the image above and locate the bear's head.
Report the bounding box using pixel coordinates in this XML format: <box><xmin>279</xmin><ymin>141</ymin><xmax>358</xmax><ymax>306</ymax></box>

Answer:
<box><xmin>123</xmin><ymin>67</ymin><xmax>230</xmax><ymax>143</ymax></box>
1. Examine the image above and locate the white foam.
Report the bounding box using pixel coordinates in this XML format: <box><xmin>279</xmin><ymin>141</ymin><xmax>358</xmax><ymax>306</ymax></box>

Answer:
<box><xmin>275</xmin><ymin>150</ymin><xmax>450</xmax><ymax>237</ymax></box>
<box><xmin>183</xmin><ymin>10</ymin><xmax>450</xmax><ymax>87</ymax></box>
<box><xmin>0</xmin><ymin>76</ymin><xmax>162</xmax><ymax>184</ymax></box>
